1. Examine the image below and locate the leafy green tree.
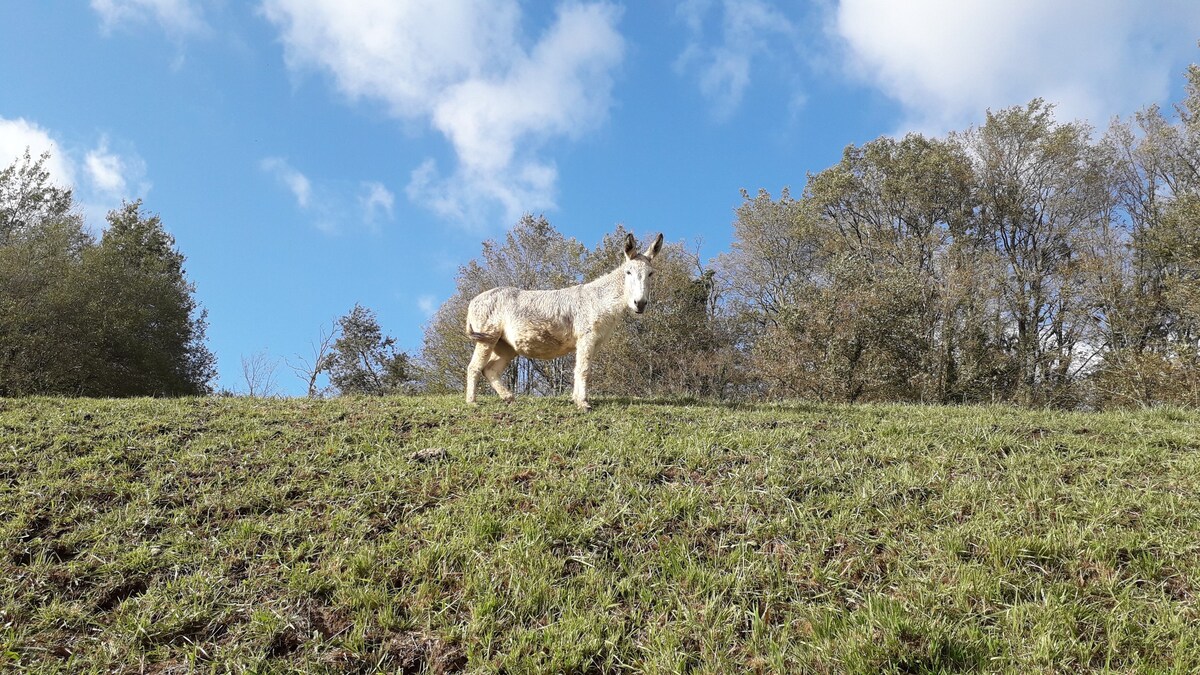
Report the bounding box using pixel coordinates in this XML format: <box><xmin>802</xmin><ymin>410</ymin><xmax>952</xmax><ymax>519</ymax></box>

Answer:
<box><xmin>804</xmin><ymin>134</ymin><xmax>977</xmax><ymax>402</ymax></box>
<box><xmin>0</xmin><ymin>149</ymin><xmax>73</xmax><ymax>246</ymax></box>
<box><xmin>0</xmin><ymin>151</ymin><xmax>92</xmax><ymax>395</ymax></box>
<box><xmin>0</xmin><ymin>151</ymin><xmax>214</xmax><ymax>396</ymax></box>
<box><xmin>0</xmin><ymin>214</ymin><xmax>93</xmax><ymax>395</ymax></box>
<box><xmin>1088</xmin><ymin>61</ymin><xmax>1200</xmax><ymax>407</ymax></box>
<box><xmin>713</xmin><ymin>188</ymin><xmax>828</xmax><ymax>398</ymax></box>
<box><xmin>716</xmin><ymin>187</ymin><xmax>819</xmax><ymax>330</ymax></box>
<box><xmin>724</xmin><ymin>116</ymin><xmax>1106</xmax><ymax>406</ymax></box>
<box><xmin>325</xmin><ymin>304</ymin><xmax>412</xmax><ymax>395</ymax></box>
<box><xmin>78</xmin><ymin>201</ymin><xmax>216</xmax><ymax>396</ymax></box>
<box><xmin>724</xmin><ymin>135</ymin><xmax>985</xmax><ymax>403</ymax></box>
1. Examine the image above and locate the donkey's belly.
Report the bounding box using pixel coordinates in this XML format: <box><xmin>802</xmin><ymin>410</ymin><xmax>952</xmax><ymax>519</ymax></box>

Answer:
<box><xmin>508</xmin><ymin>321</ymin><xmax>576</xmax><ymax>360</ymax></box>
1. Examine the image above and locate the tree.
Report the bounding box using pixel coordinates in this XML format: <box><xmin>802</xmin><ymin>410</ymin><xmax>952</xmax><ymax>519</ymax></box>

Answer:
<box><xmin>1093</xmin><ymin>76</ymin><xmax>1200</xmax><ymax>406</ymax></box>
<box><xmin>965</xmin><ymin>100</ymin><xmax>1110</xmax><ymax>406</ymax></box>
<box><xmin>720</xmin><ymin>140</ymin><xmax>980</xmax><ymax>403</ymax></box>
<box><xmin>241</xmin><ymin>350</ymin><xmax>280</xmax><ymax>397</ymax></box>
<box><xmin>714</xmin><ymin>188</ymin><xmax>825</xmax><ymax>398</ymax></box>
<box><xmin>326</xmin><ymin>304</ymin><xmax>412</xmax><ymax>395</ymax></box>
<box><xmin>722</xmin><ymin>114</ymin><xmax>1106</xmax><ymax>406</ymax></box>
<box><xmin>0</xmin><ymin>214</ymin><xmax>94</xmax><ymax>395</ymax></box>
<box><xmin>0</xmin><ymin>152</ymin><xmax>215</xmax><ymax>397</ymax></box>
<box><xmin>802</xmin><ymin>134</ymin><xmax>977</xmax><ymax>402</ymax></box>
<box><xmin>716</xmin><ymin>188</ymin><xmax>820</xmax><ymax>330</ymax></box>
<box><xmin>0</xmin><ymin>149</ymin><xmax>73</xmax><ymax>246</ymax></box>
<box><xmin>287</xmin><ymin>320</ymin><xmax>338</xmax><ymax>398</ymax></box>
<box><xmin>0</xmin><ymin>151</ymin><xmax>88</xmax><ymax>395</ymax></box>
<box><xmin>80</xmin><ymin>201</ymin><xmax>216</xmax><ymax>396</ymax></box>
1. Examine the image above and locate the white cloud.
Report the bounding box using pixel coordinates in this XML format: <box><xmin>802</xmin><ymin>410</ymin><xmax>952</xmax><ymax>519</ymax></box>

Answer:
<box><xmin>81</xmin><ymin>136</ymin><xmax>150</xmax><ymax>224</ymax></box>
<box><xmin>85</xmin><ymin>135</ymin><xmax>150</xmax><ymax>198</ymax></box>
<box><xmin>675</xmin><ymin>0</ymin><xmax>798</xmax><ymax>121</ymax></box>
<box><xmin>91</xmin><ymin>0</ymin><xmax>207</xmax><ymax>37</ymax></box>
<box><xmin>834</xmin><ymin>0</ymin><xmax>1200</xmax><ymax>133</ymax></box>
<box><xmin>260</xmin><ymin>0</ymin><xmax>624</xmax><ymax>227</ymax></box>
<box><xmin>260</xmin><ymin>157</ymin><xmax>312</xmax><ymax>209</ymax></box>
<box><xmin>261</xmin><ymin>158</ymin><xmax>396</xmax><ymax>234</ymax></box>
<box><xmin>85</xmin><ymin>148</ymin><xmax>126</xmax><ymax>195</ymax></box>
<box><xmin>405</xmin><ymin>157</ymin><xmax>557</xmax><ymax>225</ymax></box>
<box><xmin>1</xmin><ymin>117</ymin><xmax>149</xmax><ymax>227</ymax></box>
<box><xmin>416</xmin><ymin>294</ymin><xmax>437</xmax><ymax>318</ymax></box>
<box><xmin>0</xmin><ymin>117</ymin><xmax>75</xmax><ymax>189</ymax></box>
<box><xmin>360</xmin><ymin>181</ymin><xmax>395</xmax><ymax>225</ymax></box>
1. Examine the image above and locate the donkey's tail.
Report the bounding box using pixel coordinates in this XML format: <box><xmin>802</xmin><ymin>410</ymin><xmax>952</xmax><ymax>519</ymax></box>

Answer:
<box><xmin>466</xmin><ymin>323</ymin><xmax>496</xmax><ymax>343</ymax></box>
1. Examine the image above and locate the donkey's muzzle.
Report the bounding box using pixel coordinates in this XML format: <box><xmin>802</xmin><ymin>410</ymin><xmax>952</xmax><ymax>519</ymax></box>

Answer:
<box><xmin>634</xmin><ymin>300</ymin><xmax>647</xmax><ymax>314</ymax></box>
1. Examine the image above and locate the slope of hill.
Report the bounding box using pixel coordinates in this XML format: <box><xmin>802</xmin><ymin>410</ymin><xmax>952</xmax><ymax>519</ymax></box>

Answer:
<box><xmin>3</xmin><ymin>396</ymin><xmax>1199</xmax><ymax>672</ymax></box>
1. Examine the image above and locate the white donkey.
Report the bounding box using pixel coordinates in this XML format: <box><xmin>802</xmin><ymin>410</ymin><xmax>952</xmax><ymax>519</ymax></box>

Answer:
<box><xmin>465</xmin><ymin>232</ymin><xmax>664</xmax><ymax>410</ymax></box>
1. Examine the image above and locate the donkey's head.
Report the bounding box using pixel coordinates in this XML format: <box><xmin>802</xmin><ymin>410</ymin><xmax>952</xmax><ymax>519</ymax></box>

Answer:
<box><xmin>621</xmin><ymin>232</ymin><xmax>664</xmax><ymax>315</ymax></box>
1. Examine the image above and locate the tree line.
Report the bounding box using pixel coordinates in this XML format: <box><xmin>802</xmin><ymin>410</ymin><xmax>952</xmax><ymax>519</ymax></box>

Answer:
<box><xmin>414</xmin><ymin>69</ymin><xmax>1200</xmax><ymax>408</ymax></box>
<box><xmin>3</xmin><ymin>65</ymin><xmax>1199</xmax><ymax>407</ymax></box>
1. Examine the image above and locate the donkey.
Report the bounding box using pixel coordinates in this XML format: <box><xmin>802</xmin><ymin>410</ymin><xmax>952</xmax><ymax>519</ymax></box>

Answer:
<box><xmin>465</xmin><ymin>232</ymin><xmax>664</xmax><ymax>410</ymax></box>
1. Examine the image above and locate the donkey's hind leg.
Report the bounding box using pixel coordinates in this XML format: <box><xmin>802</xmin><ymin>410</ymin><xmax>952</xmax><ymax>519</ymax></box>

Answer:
<box><xmin>466</xmin><ymin>341</ymin><xmax>493</xmax><ymax>404</ymax></box>
<box><xmin>483</xmin><ymin>340</ymin><xmax>517</xmax><ymax>403</ymax></box>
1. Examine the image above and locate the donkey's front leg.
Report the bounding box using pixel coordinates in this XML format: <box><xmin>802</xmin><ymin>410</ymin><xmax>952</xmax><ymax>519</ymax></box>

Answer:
<box><xmin>572</xmin><ymin>336</ymin><xmax>596</xmax><ymax>411</ymax></box>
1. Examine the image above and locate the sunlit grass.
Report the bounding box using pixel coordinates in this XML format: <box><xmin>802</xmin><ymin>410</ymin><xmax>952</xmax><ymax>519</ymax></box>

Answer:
<box><xmin>2</xmin><ymin>396</ymin><xmax>1198</xmax><ymax>672</ymax></box>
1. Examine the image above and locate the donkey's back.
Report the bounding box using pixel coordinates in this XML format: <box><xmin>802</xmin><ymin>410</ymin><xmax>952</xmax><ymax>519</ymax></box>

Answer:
<box><xmin>466</xmin><ymin>286</ymin><xmax>580</xmax><ymax>360</ymax></box>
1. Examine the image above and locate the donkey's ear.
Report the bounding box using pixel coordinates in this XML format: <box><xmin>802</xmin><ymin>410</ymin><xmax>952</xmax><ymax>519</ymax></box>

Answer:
<box><xmin>645</xmin><ymin>232</ymin><xmax>664</xmax><ymax>260</ymax></box>
<box><xmin>623</xmin><ymin>232</ymin><xmax>637</xmax><ymax>260</ymax></box>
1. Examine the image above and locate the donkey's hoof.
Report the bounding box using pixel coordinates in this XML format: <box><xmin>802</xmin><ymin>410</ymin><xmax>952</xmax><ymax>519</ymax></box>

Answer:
<box><xmin>574</xmin><ymin>400</ymin><xmax>592</xmax><ymax>412</ymax></box>
<box><xmin>503</xmin><ymin>396</ymin><xmax>515</xmax><ymax>405</ymax></box>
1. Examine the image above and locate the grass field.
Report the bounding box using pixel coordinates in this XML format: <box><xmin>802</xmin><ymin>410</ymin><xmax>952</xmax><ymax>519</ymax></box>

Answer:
<box><xmin>2</xmin><ymin>395</ymin><xmax>1199</xmax><ymax>673</ymax></box>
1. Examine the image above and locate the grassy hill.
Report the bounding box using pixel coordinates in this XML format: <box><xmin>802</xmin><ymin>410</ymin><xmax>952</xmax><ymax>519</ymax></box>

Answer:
<box><xmin>2</xmin><ymin>396</ymin><xmax>1199</xmax><ymax>673</ymax></box>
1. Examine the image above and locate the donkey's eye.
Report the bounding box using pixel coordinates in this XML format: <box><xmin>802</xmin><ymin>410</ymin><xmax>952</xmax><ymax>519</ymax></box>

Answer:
<box><xmin>647</xmin><ymin>271</ymin><xmax>654</xmax><ymax>277</ymax></box>
<box><xmin>626</xmin><ymin>270</ymin><xmax>631</xmax><ymax>275</ymax></box>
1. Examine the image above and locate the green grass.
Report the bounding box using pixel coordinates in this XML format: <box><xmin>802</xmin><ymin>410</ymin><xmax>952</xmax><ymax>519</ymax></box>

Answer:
<box><xmin>2</xmin><ymin>395</ymin><xmax>1199</xmax><ymax>673</ymax></box>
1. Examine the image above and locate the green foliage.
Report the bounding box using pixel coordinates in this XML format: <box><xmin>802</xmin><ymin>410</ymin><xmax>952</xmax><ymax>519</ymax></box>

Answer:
<box><xmin>0</xmin><ymin>216</ymin><xmax>94</xmax><ymax>395</ymax></box>
<box><xmin>2</xmin><ymin>395</ymin><xmax>1199</xmax><ymax>671</ymax></box>
<box><xmin>969</xmin><ymin>100</ymin><xmax>1110</xmax><ymax>406</ymax></box>
<box><xmin>325</xmin><ymin>304</ymin><xmax>412</xmax><ymax>395</ymax></box>
<box><xmin>81</xmin><ymin>202</ymin><xmax>216</xmax><ymax>396</ymax></box>
<box><xmin>725</xmin><ymin>84</ymin><xmax>1200</xmax><ymax>408</ymax></box>
<box><xmin>716</xmin><ymin>187</ymin><xmax>820</xmax><ymax>329</ymax></box>
<box><xmin>1154</xmin><ymin>194</ymin><xmax>1200</xmax><ymax>330</ymax></box>
<box><xmin>0</xmin><ymin>153</ymin><xmax>213</xmax><ymax>396</ymax></box>
<box><xmin>1088</xmin><ymin>65</ymin><xmax>1200</xmax><ymax>407</ymax></box>
<box><xmin>727</xmin><ymin>136</ymin><xmax>989</xmax><ymax>403</ymax></box>
<box><xmin>0</xmin><ymin>149</ymin><xmax>73</xmax><ymax>246</ymax></box>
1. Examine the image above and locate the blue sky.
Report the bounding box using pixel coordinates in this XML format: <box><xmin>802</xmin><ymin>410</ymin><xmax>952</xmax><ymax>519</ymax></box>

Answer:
<box><xmin>3</xmin><ymin>1</ymin><xmax>1200</xmax><ymax>395</ymax></box>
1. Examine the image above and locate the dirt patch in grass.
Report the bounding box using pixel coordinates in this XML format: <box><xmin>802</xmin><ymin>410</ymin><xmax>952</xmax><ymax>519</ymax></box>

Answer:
<box><xmin>96</xmin><ymin>577</ymin><xmax>150</xmax><ymax>611</ymax></box>
<box><xmin>383</xmin><ymin>631</ymin><xmax>466</xmax><ymax>674</ymax></box>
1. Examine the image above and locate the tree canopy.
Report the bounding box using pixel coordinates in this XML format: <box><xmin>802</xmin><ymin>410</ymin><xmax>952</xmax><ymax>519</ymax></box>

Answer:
<box><xmin>0</xmin><ymin>152</ymin><xmax>214</xmax><ymax>396</ymax></box>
